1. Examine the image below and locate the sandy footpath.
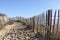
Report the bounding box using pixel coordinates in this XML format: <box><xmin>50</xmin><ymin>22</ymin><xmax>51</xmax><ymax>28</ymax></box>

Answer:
<box><xmin>0</xmin><ymin>22</ymin><xmax>23</xmax><ymax>38</ymax></box>
<box><xmin>0</xmin><ymin>25</ymin><xmax>14</xmax><ymax>38</ymax></box>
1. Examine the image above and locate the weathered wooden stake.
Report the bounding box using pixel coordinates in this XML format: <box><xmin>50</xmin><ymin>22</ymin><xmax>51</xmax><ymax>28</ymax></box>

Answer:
<box><xmin>56</xmin><ymin>10</ymin><xmax>59</xmax><ymax>40</ymax></box>
<box><xmin>53</xmin><ymin>10</ymin><xmax>56</xmax><ymax>37</ymax></box>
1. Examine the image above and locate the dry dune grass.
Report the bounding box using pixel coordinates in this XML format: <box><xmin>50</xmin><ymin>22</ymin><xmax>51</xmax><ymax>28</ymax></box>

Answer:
<box><xmin>51</xmin><ymin>24</ymin><xmax>60</xmax><ymax>33</ymax></box>
<box><xmin>33</xmin><ymin>24</ymin><xmax>60</xmax><ymax>37</ymax></box>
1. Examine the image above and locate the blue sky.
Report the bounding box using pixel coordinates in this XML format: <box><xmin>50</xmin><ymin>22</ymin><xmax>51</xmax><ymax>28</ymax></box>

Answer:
<box><xmin>0</xmin><ymin>0</ymin><xmax>60</xmax><ymax>18</ymax></box>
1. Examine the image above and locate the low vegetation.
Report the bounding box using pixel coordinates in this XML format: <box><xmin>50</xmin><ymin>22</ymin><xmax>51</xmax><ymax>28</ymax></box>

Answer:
<box><xmin>4</xmin><ymin>19</ymin><xmax>14</xmax><ymax>26</ymax></box>
<box><xmin>14</xmin><ymin>20</ymin><xmax>28</xmax><ymax>25</ymax></box>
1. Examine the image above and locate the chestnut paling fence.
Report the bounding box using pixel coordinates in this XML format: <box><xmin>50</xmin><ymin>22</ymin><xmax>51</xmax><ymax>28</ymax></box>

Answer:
<box><xmin>26</xmin><ymin>10</ymin><xmax>60</xmax><ymax>40</ymax></box>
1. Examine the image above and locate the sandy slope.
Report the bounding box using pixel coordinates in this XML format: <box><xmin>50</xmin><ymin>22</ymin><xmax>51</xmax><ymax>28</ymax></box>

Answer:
<box><xmin>0</xmin><ymin>22</ymin><xmax>44</xmax><ymax>40</ymax></box>
<box><xmin>0</xmin><ymin>24</ymin><xmax>15</xmax><ymax>38</ymax></box>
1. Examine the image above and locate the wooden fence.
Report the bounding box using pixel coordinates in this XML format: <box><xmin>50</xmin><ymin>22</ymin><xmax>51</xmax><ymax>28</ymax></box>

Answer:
<box><xmin>26</xmin><ymin>9</ymin><xmax>60</xmax><ymax>40</ymax></box>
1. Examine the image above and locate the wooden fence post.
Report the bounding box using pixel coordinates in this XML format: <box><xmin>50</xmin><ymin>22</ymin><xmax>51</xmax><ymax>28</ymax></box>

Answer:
<box><xmin>45</xmin><ymin>11</ymin><xmax>48</xmax><ymax>40</ymax></box>
<box><xmin>53</xmin><ymin>10</ymin><xmax>56</xmax><ymax>37</ymax></box>
<box><xmin>32</xmin><ymin>17</ymin><xmax>35</xmax><ymax>32</ymax></box>
<box><xmin>56</xmin><ymin>10</ymin><xmax>59</xmax><ymax>40</ymax></box>
<box><xmin>46</xmin><ymin>10</ymin><xmax>52</xmax><ymax>40</ymax></box>
<box><xmin>37</xmin><ymin>16</ymin><xmax>39</xmax><ymax>32</ymax></box>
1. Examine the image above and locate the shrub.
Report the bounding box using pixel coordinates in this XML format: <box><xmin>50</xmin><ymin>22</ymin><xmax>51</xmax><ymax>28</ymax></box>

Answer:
<box><xmin>26</xmin><ymin>25</ymin><xmax>32</xmax><ymax>30</ymax></box>
<box><xmin>4</xmin><ymin>19</ymin><xmax>13</xmax><ymax>25</ymax></box>
<box><xmin>35</xmin><ymin>32</ymin><xmax>43</xmax><ymax>38</ymax></box>
<box><xmin>21</xmin><ymin>21</ymin><xmax>27</xmax><ymax>25</ymax></box>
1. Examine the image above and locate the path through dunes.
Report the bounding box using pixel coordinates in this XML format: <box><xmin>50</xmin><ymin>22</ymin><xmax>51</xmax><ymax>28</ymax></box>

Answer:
<box><xmin>0</xmin><ymin>24</ymin><xmax>14</xmax><ymax>38</ymax></box>
<box><xmin>0</xmin><ymin>23</ymin><xmax>16</xmax><ymax>39</ymax></box>
<box><xmin>0</xmin><ymin>22</ymin><xmax>44</xmax><ymax>40</ymax></box>
<box><xmin>0</xmin><ymin>22</ymin><xmax>24</xmax><ymax>40</ymax></box>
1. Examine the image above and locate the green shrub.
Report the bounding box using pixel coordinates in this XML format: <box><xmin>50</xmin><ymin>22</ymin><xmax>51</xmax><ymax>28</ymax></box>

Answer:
<box><xmin>21</xmin><ymin>21</ymin><xmax>27</xmax><ymax>25</ymax></box>
<box><xmin>14</xmin><ymin>20</ymin><xmax>22</xmax><ymax>23</ymax></box>
<box><xmin>4</xmin><ymin>20</ymin><xmax>13</xmax><ymax>25</ymax></box>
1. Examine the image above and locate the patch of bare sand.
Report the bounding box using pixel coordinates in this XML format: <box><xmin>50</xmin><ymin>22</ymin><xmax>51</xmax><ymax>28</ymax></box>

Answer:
<box><xmin>0</xmin><ymin>24</ymin><xmax>15</xmax><ymax>38</ymax></box>
<box><xmin>0</xmin><ymin>22</ymin><xmax>23</xmax><ymax>38</ymax></box>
